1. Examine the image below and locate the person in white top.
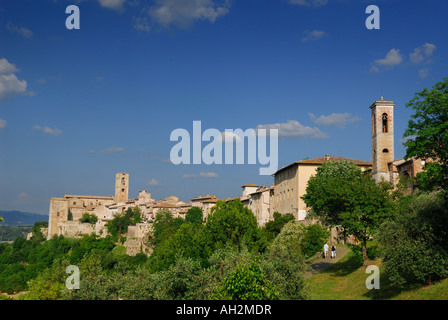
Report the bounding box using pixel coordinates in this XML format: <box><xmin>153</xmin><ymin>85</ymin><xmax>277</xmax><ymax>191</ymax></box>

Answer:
<box><xmin>323</xmin><ymin>242</ymin><xmax>329</xmax><ymax>258</ymax></box>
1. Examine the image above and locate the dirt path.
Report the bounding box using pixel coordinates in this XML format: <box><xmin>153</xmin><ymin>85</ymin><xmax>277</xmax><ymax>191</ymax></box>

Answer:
<box><xmin>304</xmin><ymin>246</ymin><xmax>348</xmax><ymax>279</ymax></box>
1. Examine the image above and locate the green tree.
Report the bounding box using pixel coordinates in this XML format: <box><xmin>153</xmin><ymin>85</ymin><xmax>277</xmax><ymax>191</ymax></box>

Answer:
<box><xmin>106</xmin><ymin>207</ymin><xmax>142</xmax><ymax>241</ymax></box>
<box><xmin>216</xmin><ymin>261</ymin><xmax>278</xmax><ymax>300</ymax></box>
<box><xmin>205</xmin><ymin>199</ymin><xmax>262</xmax><ymax>252</ymax></box>
<box><xmin>261</xmin><ymin>220</ymin><xmax>308</xmax><ymax>300</ymax></box>
<box><xmin>378</xmin><ymin>192</ymin><xmax>448</xmax><ymax>287</ymax></box>
<box><xmin>303</xmin><ymin>224</ymin><xmax>331</xmax><ymax>259</ymax></box>
<box><xmin>302</xmin><ymin>160</ymin><xmax>395</xmax><ymax>265</ymax></box>
<box><xmin>150</xmin><ymin>209</ymin><xmax>184</xmax><ymax>246</ymax></box>
<box><xmin>25</xmin><ymin>258</ymin><xmax>69</xmax><ymax>300</ymax></box>
<box><xmin>403</xmin><ymin>77</ymin><xmax>448</xmax><ymax>193</ymax></box>
<box><xmin>185</xmin><ymin>206</ymin><xmax>203</xmax><ymax>225</ymax></box>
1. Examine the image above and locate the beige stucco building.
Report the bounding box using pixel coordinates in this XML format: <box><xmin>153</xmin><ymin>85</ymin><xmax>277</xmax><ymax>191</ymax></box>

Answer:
<box><xmin>272</xmin><ymin>155</ymin><xmax>372</xmax><ymax>221</ymax></box>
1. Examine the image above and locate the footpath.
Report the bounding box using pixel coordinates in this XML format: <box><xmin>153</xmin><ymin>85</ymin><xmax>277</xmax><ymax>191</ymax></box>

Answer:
<box><xmin>304</xmin><ymin>245</ymin><xmax>348</xmax><ymax>279</ymax></box>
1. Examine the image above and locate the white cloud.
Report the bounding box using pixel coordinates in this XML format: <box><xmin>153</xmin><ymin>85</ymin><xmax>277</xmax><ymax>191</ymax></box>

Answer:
<box><xmin>370</xmin><ymin>48</ymin><xmax>403</xmax><ymax>72</ymax></box>
<box><xmin>32</xmin><ymin>125</ymin><xmax>62</xmax><ymax>136</ymax></box>
<box><xmin>6</xmin><ymin>22</ymin><xmax>33</xmax><ymax>38</ymax></box>
<box><xmin>0</xmin><ymin>58</ymin><xmax>19</xmax><ymax>74</ymax></box>
<box><xmin>98</xmin><ymin>0</ymin><xmax>126</xmax><ymax>11</ymax></box>
<box><xmin>0</xmin><ymin>58</ymin><xmax>34</xmax><ymax>101</ymax></box>
<box><xmin>183</xmin><ymin>172</ymin><xmax>219</xmax><ymax>178</ymax></box>
<box><xmin>148</xmin><ymin>178</ymin><xmax>160</xmax><ymax>186</ymax></box>
<box><xmin>98</xmin><ymin>146</ymin><xmax>124</xmax><ymax>153</ymax></box>
<box><xmin>289</xmin><ymin>0</ymin><xmax>328</xmax><ymax>7</ymax></box>
<box><xmin>0</xmin><ymin>74</ymin><xmax>29</xmax><ymax>101</ymax></box>
<box><xmin>374</xmin><ymin>48</ymin><xmax>403</xmax><ymax>67</ymax></box>
<box><xmin>410</xmin><ymin>43</ymin><xmax>436</xmax><ymax>64</ymax></box>
<box><xmin>0</xmin><ymin>119</ymin><xmax>7</xmax><ymax>130</ymax></box>
<box><xmin>302</xmin><ymin>30</ymin><xmax>326</xmax><ymax>42</ymax></box>
<box><xmin>256</xmin><ymin>120</ymin><xmax>328</xmax><ymax>139</ymax></box>
<box><xmin>309</xmin><ymin>113</ymin><xmax>361</xmax><ymax>128</ymax></box>
<box><xmin>148</xmin><ymin>0</ymin><xmax>230</xmax><ymax>28</ymax></box>
<box><xmin>200</xmin><ymin>172</ymin><xmax>219</xmax><ymax>178</ymax></box>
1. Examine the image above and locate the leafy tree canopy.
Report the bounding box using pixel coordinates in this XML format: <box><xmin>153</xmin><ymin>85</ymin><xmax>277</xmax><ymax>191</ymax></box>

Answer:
<box><xmin>403</xmin><ymin>77</ymin><xmax>448</xmax><ymax>193</ymax></box>
<box><xmin>302</xmin><ymin>160</ymin><xmax>395</xmax><ymax>264</ymax></box>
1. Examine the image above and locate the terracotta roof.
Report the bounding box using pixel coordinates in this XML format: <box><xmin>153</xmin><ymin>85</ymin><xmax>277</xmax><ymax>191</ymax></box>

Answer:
<box><xmin>201</xmin><ymin>198</ymin><xmax>221</xmax><ymax>203</ymax></box>
<box><xmin>241</xmin><ymin>184</ymin><xmax>259</xmax><ymax>188</ymax></box>
<box><xmin>273</xmin><ymin>155</ymin><xmax>372</xmax><ymax>175</ymax></box>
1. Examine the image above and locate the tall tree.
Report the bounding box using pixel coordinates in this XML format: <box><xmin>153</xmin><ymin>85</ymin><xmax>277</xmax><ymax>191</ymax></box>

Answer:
<box><xmin>302</xmin><ymin>161</ymin><xmax>395</xmax><ymax>265</ymax></box>
<box><xmin>403</xmin><ymin>77</ymin><xmax>448</xmax><ymax>193</ymax></box>
<box><xmin>185</xmin><ymin>206</ymin><xmax>203</xmax><ymax>225</ymax></box>
<box><xmin>206</xmin><ymin>199</ymin><xmax>261</xmax><ymax>252</ymax></box>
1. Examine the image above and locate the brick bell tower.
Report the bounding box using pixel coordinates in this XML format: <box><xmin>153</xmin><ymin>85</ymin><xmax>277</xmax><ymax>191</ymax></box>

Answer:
<box><xmin>115</xmin><ymin>172</ymin><xmax>129</xmax><ymax>202</ymax></box>
<box><xmin>370</xmin><ymin>97</ymin><xmax>395</xmax><ymax>183</ymax></box>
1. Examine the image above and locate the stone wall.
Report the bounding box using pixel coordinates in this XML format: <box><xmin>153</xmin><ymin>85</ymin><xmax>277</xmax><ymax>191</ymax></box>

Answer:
<box><xmin>124</xmin><ymin>223</ymin><xmax>153</xmax><ymax>256</ymax></box>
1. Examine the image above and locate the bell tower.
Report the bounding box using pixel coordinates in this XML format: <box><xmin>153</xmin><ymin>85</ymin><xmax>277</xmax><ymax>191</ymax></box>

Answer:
<box><xmin>370</xmin><ymin>97</ymin><xmax>395</xmax><ymax>183</ymax></box>
<box><xmin>115</xmin><ymin>172</ymin><xmax>129</xmax><ymax>202</ymax></box>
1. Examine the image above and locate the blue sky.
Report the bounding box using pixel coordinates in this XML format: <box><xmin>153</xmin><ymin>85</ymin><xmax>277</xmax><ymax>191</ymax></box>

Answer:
<box><xmin>0</xmin><ymin>0</ymin><xmax>447</xmax><ymax>215</ymax></box>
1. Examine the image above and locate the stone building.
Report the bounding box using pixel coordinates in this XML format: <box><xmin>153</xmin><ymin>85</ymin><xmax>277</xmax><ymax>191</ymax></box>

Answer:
<box><xmin>47</xmin><ymin>172</ymin><xmax>193</xmax><ymax>245</ymax></box>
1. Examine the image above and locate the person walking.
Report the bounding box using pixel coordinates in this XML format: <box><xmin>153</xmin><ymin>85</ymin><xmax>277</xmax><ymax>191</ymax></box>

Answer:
<box><xmin>331</xmin><ymin>244</ymin><xmax>336</xmax><ymax>259</ymax></box>
<box><xmin>323</xmin><ymin>242</ymin><xmax>329</xmax><ymax>258</ymax></box>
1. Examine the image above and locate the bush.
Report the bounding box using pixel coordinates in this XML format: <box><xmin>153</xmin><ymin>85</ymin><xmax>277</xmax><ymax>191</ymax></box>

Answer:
<box><xmin>378</xmin><ymin>192</ymin><xmax>448</xmax><ymax>287</ymax></box>
<box><xmin>80</xmin><ymin>213</ymin><xmax>98</xmax><ymax>224</ymax></box>
<box><xmin>216</xmin><ymin>261</ymin><xmax>278</xmax><ymax>300</ymax></box>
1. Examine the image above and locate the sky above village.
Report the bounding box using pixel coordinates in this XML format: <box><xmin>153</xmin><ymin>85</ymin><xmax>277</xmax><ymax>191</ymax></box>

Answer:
<box><xmin>0</xmin><ymin>0</ymin><xmax>447</xmax><ymax>215</ymax></box>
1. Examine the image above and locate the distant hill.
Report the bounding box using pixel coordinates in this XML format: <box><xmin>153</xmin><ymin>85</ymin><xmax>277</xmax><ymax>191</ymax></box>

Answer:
<box><xmin>0</xmin><ymin>210</ymin><xmax>48</xmax><ymax>226</ymax></box>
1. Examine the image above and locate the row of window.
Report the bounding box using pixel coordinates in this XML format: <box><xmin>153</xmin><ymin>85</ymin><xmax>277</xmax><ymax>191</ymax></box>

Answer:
<box><xmin>275</xmin><ymin>188</ymin><xmax>294</xmax><ymax>203</ymax></box>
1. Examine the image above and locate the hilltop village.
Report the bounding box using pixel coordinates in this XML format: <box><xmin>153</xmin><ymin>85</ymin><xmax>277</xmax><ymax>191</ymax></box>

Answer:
<box><xmin>45</xmin><ymin>98</ymin><xmax>425</xmax><ymax>255</ymax></box>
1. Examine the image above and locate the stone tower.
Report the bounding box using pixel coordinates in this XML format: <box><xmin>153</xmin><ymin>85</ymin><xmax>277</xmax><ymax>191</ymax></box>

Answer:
<box><xmin>115</xmin><ymin>172</ymin><xmax>129</xmax><ymax>202</ymax></box>
<box><xmin>370</xmin><ymin>97</ymin><xmax>395</xmax><ymax>183</ymax></box>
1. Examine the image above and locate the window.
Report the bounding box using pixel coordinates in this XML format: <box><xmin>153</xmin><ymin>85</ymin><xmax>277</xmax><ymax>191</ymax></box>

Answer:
<box><xmin>382</xmin><ymin>113</ymin><xmax>388</xmax><ymax>133</ymax></box>
<box><xmin>122</xmin><ymin>188</ymin><xmax>125</xmax><ymax>192</ymax></box>
<box><xmin>382</xmin><ymin>148</ymin><xmax>389</xmax><ymax>153</ymax></box>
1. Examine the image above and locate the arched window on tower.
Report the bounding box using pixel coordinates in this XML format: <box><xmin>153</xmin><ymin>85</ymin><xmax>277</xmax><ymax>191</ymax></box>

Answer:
<box><xmin>382</xmin><ymin>113</ymin><xmax>388</xmax><ymax>133</ymax></box>
<box><xmin>121</xmin><ymin>177</ymin><xmax>125</xmax><ymax>185</ymax></box>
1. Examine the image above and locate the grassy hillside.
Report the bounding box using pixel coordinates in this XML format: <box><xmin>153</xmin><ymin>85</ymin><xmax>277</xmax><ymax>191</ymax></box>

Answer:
<box><xmin>306</xmin><ymin>250</ymin><xmax>448</xmax><ymax>300</ymax></box>
<box><xmin>0</xmin><ymin>226</ymin><xmax>33</xmax><ymax>242</ymax></box>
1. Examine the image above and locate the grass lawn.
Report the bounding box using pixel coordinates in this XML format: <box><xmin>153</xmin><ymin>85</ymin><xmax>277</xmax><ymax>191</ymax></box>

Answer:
<box><xmin>306</xmin><ymin>249</ymin><xmax>448</xmax><ymax>300</ymax></box>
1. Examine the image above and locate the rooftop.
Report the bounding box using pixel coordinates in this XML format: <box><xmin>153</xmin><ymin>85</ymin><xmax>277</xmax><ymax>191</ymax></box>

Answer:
<box><xmin>273</xmin><ymin>155</ymin><xmax>372</xmax><ymax>175</ymax></box>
